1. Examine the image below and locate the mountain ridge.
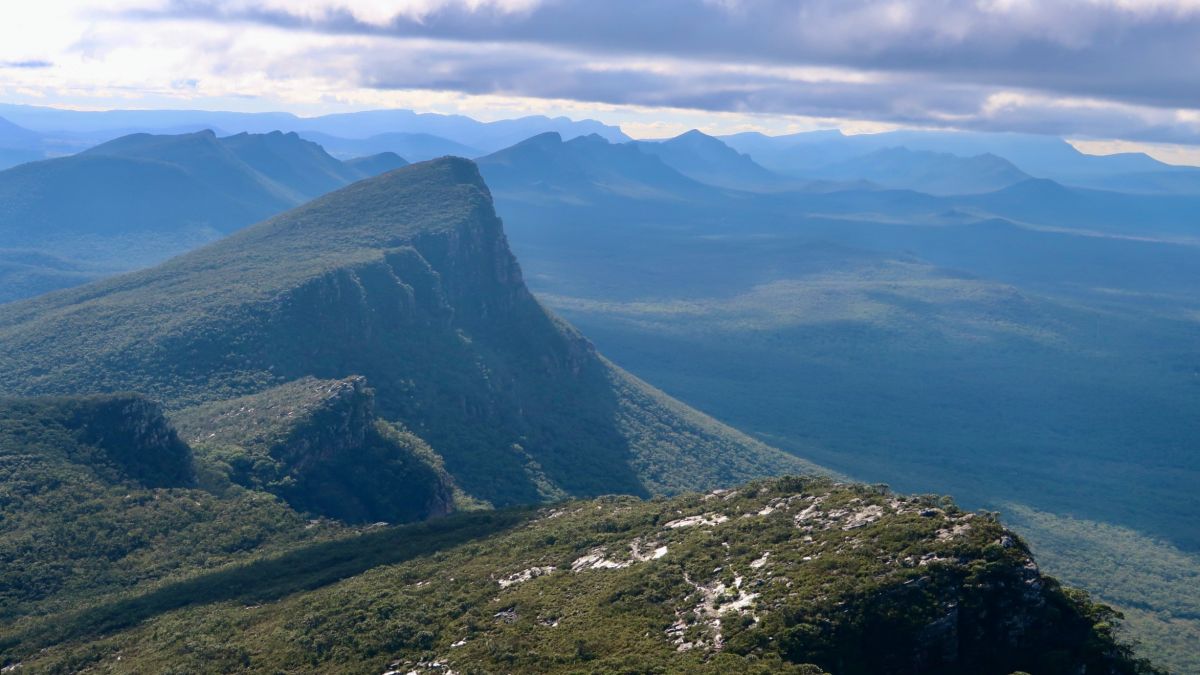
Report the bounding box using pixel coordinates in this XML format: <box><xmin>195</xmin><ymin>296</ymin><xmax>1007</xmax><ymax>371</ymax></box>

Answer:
<box><xmin>0</xmin><ymin>157</ymin><xmax>818</xmax><ymax>506</ymax></box>
<box><xmin>0</xmin><ymin>129</ymin><xmax>412</xmax><ymax>303</ymax></box>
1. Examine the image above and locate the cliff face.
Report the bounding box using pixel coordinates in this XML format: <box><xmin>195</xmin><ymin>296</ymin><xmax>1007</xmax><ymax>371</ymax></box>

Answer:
<box><xmin>173</xmin><ymin>377</ymin><xmax>458</xmax><ymax>524</ymax></box>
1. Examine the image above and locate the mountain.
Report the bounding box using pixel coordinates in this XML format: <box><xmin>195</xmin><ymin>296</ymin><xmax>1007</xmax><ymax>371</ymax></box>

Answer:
<box><xmin>0</xmin><ymin>116</ymin><xmax>49</xmax><ymax>170</ymax></box>
<box><xmin>0</xmin><ymin>130</ymin><xmax>409</xmax><ymax>303</ymax></box>
<box><xmin>0</xmin><ymin>103</ymin><xmax>630</xmax><ymax>155</ymax></box>
<box><xmin>0</xmin><ymin>157</ymin><xmax>816</xmax><ymax>507</ymax></box>
<box><xmin>634</xmin><ymin>130</ymin><xmax>792</xmax><ymax>191</ymax></box>
<box><xmin>815</xmin><ymin>147</ymin><xmax>1031</xmax><ymax>195</ymax></box>
<box><xmin>962</xmin><ymin>178</ymin><xmax>1200</xmax><ymax>239</ymax></box>
<box><xmin>344</xmin><ymin>151</ymin><xmax>410</xmax><ymax>176</ymax></box>
<box><xmin>721</xmin><ymin>129</ymin><xmax>1200</xmax><ymax>192</ymax></box>
<box><xmin>1</xmin><ymin>474</ymin><xmax>1151</xmax><ymax>673</ymax></box>
<box><xmin>292</xmin><ymin>110</ymin><xmax>631</xmax><ymax>151</ymax></box>
<box><xmin>302</xmin><ymin>131</ymin><xmax>482</xmax><ymax>162</ymax></box>
<box><xmin>478</xmin><ymin>132</ymin><xmax>718</xmax><ymax>204</ymax></box>
<box><xmin>0</xmin><ymin>115</ymin><xmax>41</xmax><ymax>147</ymax></box>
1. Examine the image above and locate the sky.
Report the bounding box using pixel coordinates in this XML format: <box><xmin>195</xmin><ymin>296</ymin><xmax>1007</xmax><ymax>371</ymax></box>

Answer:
<box><xmin>2</xmin><ymin>0</ymin><xmax>1199</xmax><ymax>163</ymax></box>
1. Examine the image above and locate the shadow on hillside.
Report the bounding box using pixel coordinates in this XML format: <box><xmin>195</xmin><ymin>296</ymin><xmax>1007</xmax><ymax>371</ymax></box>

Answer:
<box><xmin>2</xmin><ymin>508</ymin><xmax>535</xmax><ymax>657</ymax></box>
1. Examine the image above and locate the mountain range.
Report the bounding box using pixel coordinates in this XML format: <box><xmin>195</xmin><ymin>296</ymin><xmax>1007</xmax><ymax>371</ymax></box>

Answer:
<box><xmin>0</xmin><ymin>113</ymin><xmax>1192</xmax><ymax>670</ymax></box>
<box><xmin>0</xmin><ymin>104</ymin><xmax>630</xmax><ymax>170</ymax></box>
<box><xmin>722</xmin><ymin>128</ymin><xmax>1200</xmax><ymax>194</ymax></box>
<box><xmin>0</xmin><ymin>129</ymin><xmax>406</xmax><ymax>302</ymax></box>
<box><xmin>3</xmin><ymin>156</ymin><xmax>1141</xmax><ymax>672</ymax></box>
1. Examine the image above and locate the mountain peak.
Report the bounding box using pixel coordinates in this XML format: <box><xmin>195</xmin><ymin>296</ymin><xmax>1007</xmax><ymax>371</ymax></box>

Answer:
<box><xmin>517</xmin><ymin>131</ymin><xmax>564</xmax><ymax>147</ymax></box>
<box><xmin>672</xmin><ymin>129</ymin><xmax>718</xmax><ymax>142</ymax></box>
<box><xmin>633</xmin><ymin>129</ymin><xmax>785</xmax><ymax>190</ymax></box>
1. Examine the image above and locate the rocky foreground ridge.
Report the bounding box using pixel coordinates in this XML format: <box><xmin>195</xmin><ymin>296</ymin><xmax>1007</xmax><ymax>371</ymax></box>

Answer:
<box><xmin>10</xmin><ymin>477</ymin><xmax>1152</xmax><ymax>674</ymax></box>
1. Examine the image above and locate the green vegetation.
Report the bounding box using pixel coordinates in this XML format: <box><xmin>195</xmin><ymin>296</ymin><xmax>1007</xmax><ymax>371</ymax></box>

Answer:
<box><xmin>0</xmin><ymin>395</ymin><xmax>342</xmax><ymax>624</ymax></box>
<box><xmin>174</xmin><ymin>376</ymin><xmax>462</xmax><ymax>524</ymax></box>
<box><xmin>1004</xmin><ymin>504</ymin><xmax>1200</xmax><ymax>675</ymax></box>
<box><xmin>1</xmin><ymin>477</ymin><xmax>1156</xmax><ymax>674</ymax></box>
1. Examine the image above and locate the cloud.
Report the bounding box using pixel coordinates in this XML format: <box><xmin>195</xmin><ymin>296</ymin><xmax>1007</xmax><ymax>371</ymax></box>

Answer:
<box><xmin>1</xmin><ymin>60</ymin><xmax>54</xmax><ymax>69</ymax></box>
<box><xmin>1</xmin><ymin>0</ymin><xmax>1198</xmax><ymax>148</ymax></box>
<box><xmin>157</xmin><ymin>0</ymin><xmax>1200</xmax><ymax>108</ymax></box>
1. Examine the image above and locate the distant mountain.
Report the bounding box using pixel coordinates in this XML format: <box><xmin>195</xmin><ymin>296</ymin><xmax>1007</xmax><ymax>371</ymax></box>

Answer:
<box><xmin>962</xmin><ymin>178</ymin><xmax>1200</xmax><ymax>239</ymax></box>
<box><xmin>0</xmin><ymin>157</ymin><xmax>816</xmax><ymax>506</ymax></box>
<box><xmin>633</xmin><ymin>130</ymin><xmax>792</xmax><ymax>191</ymax></box>
<box><xmin>217</xmin><ymin>131</ymin><xmax>374</xmax><ymax>200</ymax></box>
<box><xmin>478</xmin><ymin>132</ymin><xmax>716</xmax><ymax>204</ymax></box>
<box><xmin>0</xmin><ymin>130</ymin><xmax>409</xmax><ymax>303</ymax></box>
<box><xmin>0</xmin><ymin>115</ymin><xmax>49</xmax><ymax>170</ymax></box>
<box><xmin>0</xmin><ymin>103</ymin><xmax>630</xmax><ymax>155</ymax></box>
<box><xmin>815</xmin><ymin>147</ymin><xmax>1031</xmax><ymax>195</ymax></box>
<box><xmin>292</xmin><ymin>109</ymin><xmax>631</xmax><ymax>152</ymax></box>
<box><xmin>343</xmin><ymin>151</ymin><xmax>409</xmax><ymax>176</ymax></box>
<box><xmin>0</xmin><ymin>115</ymin><xmax>40</xmax><ymax>148</ymax></box>
<box><xmin>301</xmin><ymin>130</ymin><xmax>482</xmax><ymax>162</ymax></box>
<box><xmin>721</xmin><ymin>129</ymin><xmax>1200</xmax><ymax>192</ymax></box>
<box><xmin>1073</xmin><ymin>169</ymin><xmax>1200</xmax><ymax>195</ymax></box>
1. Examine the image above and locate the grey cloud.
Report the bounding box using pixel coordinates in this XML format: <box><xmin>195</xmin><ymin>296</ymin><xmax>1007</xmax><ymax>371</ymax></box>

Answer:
<box><xmin>133</xmin><ymin>1</ymin><xmax>1200</xmax><ymax>142</ymax></box>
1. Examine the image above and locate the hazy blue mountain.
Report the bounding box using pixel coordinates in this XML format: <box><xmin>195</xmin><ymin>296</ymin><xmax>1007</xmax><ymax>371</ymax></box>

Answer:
<box><xmin>300</xmin><ymin>130</ymin><xmax>482</xmax><ymax>162</ymax></box>
<box><xmin>961</xmin><ymin>178</ymin><xmax>1200</xmax><ymax>239</ymax></box>
<box><xmin>343</xmin><ymin>151</ymin><xmax>410</xmax><ymax>176</ymax></box>
<box><xmin>291</xmin><ymin>109</ymin><xmax>630</xmax><ymax>151</ymax></box>
<box><xmin>814</xmin><ymin>147</ymin><xmax>1031</xmax><ymax>195</ymax></box>
<box><xmin>0</xmin><ymin>116</ymin><xmax>49</xmax><ymax>170</ymax></box>
<box><xmin>218</xmin><ymin>131</ymin><xmax>370</xmax><ymax>200</ymax></box>
<box><xmin>0</xmin><ymin>103</ymin><xmax>629</xmax><ymax>155</ymax></box>
<box><xmin>0</xmin><ymin>130</ymin><xmax>411</xmax><ymax>303</ymax></box>
<box><xmin>633</xmin><ymin>130</ymin><xmax>793</xmax><ymax>191</ymax></box>
<box><xmin>0</xmin><ymin>115</ymin><xmax>41</xmax><ymax>148</ymax></box>
<box><xmin>721</xmin><ymin>129</ymin><xmax>1200</xmax><ymax>191</ymax></box>
<box><xmin>0</xmin><ymin>103</ymin><xmax>299</xmax><ymax>136</ymax></box>
<box><xmin>478</xmin><ymin>132</ymin><xmax>721</xmax><ymax>204</ymax></box>
<box><xmin>1072</xmin><ymin>169</ymin><xmax>1200</xmax><ymax>195</ymax></box>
